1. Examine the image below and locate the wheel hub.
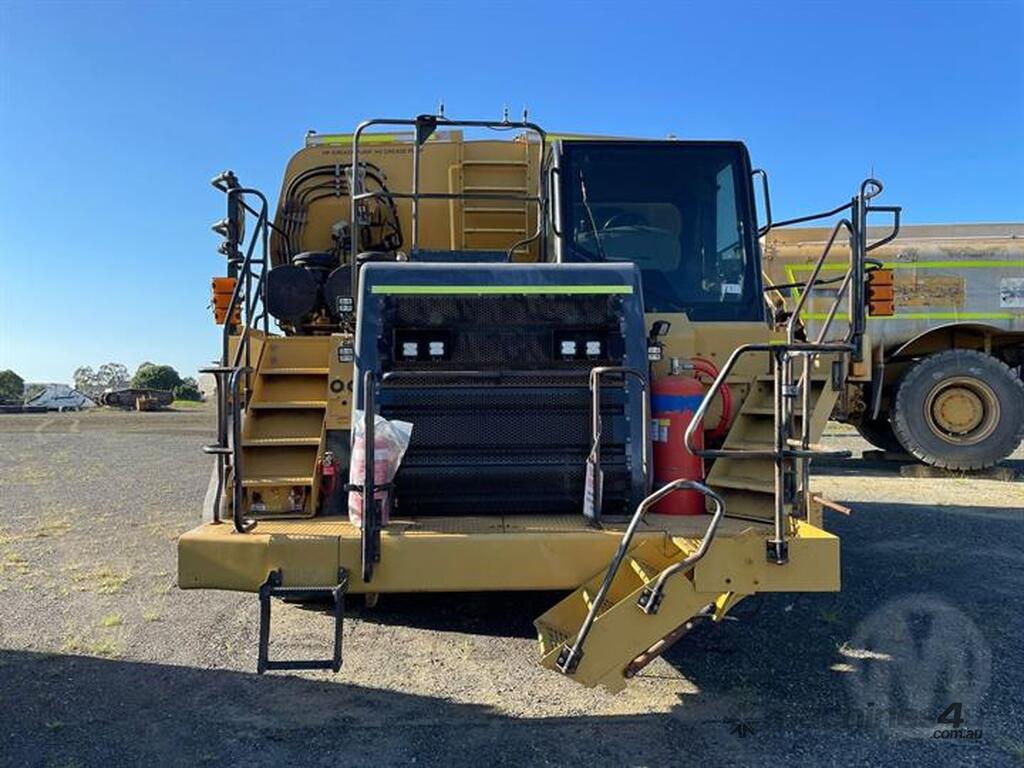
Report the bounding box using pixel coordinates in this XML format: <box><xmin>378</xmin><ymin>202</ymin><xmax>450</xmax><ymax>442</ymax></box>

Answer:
<box><xmin>925</xmin><ymin>377</ymin><xmax>999</xmax><ymax>445</ymax></box>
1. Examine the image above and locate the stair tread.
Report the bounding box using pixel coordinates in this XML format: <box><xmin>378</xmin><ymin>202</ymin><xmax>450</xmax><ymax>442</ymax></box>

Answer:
<box><xmin>711</xmin><ymin>475</ymin><xmax>774</xmax><ymax>493</ymax></box>
<box><xmin>462</xmin><ymin>160</ymin><xmax>528</xmax><ymax>167</ymax></box>
<box><xmin>581</xmin><ymin>589</ymin><xmax>616</xmax><ymax>616</ymax></box>
<box><xmin>742</xmin><ymin>405</ymin><xmax>806</xmax><ymax>416</ymax></box>
<box><xmin>628</xmin><ymin>557</ymin><xmax>662</xmax><ymax>583</ymax></box>
<box><xmin>242</xmin><ymin>437</ymin><xmax>321</xmax><ymax>447</ymax></box>
<box><xmin>462</xmin><ymin>185</ymin><xmax>529</xmax><ymax>192</ymax></box>
<box><xmin>536</xmin><ymin>620</ymin><xmax>573</xmax><ymax>657</ymax></box>
<box><xmin>261</xmin><ymin>367</ymin><xmax>329</xmax><ymax>375</ymax></box>
<box><xmin>242</xmin><ymin>475</ymin><xmax>314</xmax><ymax>487</ymax></box>
<box><xmin>248</xmin><ymin>401</ymin><xmax>327</xmax><ymax>410</ymax></box>
<box><xmin>719</xmin><ymin>439</ymin><xmax>776</xmax><ymax>451</ymax></box>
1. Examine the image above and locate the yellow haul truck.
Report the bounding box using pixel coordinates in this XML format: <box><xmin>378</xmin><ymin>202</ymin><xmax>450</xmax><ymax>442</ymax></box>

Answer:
<box><xmin>764</xmin><ymin>225</ymin><xmax>1024</xmax><ymax>468</ymax></box>
<box><xmin>179</xmin><ymin>113</ymin><xmax>901</xmax><ymax>691</ymax></box>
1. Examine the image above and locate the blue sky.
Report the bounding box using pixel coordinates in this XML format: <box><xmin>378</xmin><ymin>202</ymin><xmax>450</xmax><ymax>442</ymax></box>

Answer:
<box><xmin>1</xmin><ymin>0</ymin><xmax>1022</xmax><ymax>383</ymax></box>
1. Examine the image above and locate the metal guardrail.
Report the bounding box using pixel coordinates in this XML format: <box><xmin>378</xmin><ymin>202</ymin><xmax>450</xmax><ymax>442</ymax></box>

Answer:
<box><xmin>350</xmin><ymin>113</ymin><xmax>548</xmax><ymax>261</ymax></box>
<box><xmin>683</xmin><ymin>179</ymin><xmax>900</xmax><ymax>564</ymax></box>
<box><xmin>201</xmin><ymin>172</ymin><xmax>274</xmax><ymax>534</ymax></box>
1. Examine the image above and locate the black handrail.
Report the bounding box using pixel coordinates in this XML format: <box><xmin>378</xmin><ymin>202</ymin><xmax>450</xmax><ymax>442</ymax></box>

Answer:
<box><xmin>205</xmin><ymin>173</ymin><xmax>273</xmax><ymax>534</ymax></box>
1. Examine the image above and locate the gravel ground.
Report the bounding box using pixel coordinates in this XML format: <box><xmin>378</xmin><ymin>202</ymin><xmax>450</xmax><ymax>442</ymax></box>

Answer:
<box><xmin>0</xmin><ymin>406</ymin><xmax>1022</xmax><ymax>766</ymax></box>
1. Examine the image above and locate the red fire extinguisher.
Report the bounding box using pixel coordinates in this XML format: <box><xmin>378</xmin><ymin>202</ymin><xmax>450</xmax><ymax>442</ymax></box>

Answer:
<box><xmin>651</xmin><ymin>367</ymin><xmax>707</xmax><ymax>515</ymax></box>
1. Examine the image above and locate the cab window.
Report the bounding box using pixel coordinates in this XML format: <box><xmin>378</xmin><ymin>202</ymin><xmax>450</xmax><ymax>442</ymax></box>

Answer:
<box><xmin>559</xmin><ymin>141</ymin><xmax>762</xmax><ymax>322</ymax></box>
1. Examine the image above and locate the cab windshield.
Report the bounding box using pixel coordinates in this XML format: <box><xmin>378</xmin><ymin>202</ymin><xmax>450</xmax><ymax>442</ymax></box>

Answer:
<box><xmin>558</xmin><ymin>141</ymin><xmax>763</xmax><ymax>322</ymax></box>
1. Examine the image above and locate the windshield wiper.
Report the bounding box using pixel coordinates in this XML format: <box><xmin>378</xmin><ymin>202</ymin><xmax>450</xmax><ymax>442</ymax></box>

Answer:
<box><xmin>578</xmin><ymin>170</ymin><xmax>607</xmax><ymax>261</ymax></box>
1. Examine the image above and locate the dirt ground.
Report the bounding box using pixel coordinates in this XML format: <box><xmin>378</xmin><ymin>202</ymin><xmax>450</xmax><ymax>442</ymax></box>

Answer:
<box><xmin>0</xmin><ymin>405</ymin><xmax>1021</xmax><ymax>767</ymax></box>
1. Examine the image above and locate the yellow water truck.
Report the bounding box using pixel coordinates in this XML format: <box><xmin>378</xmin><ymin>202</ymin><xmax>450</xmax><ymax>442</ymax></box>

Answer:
<box><xmin>179</xmin><ymin>113</ymin><xmax>900</xmax><ymax>691</ymax></box>
<box><xmin>765</xmin><ymin>224</ymin><xmax>1024</xmax><ymax>468</ymax></box>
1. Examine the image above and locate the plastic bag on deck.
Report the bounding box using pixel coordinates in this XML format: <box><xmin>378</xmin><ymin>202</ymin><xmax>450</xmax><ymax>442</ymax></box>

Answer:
<box><xmin>347</xmin><ymin>410</ymin><xmax>413</xmax><ymax>528</ymax></box>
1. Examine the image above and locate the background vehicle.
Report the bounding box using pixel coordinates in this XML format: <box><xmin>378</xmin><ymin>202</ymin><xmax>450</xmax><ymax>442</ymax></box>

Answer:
<box><xmin>765</xmin><ymin>224</ymin><xmax>1024</xmax><ymax>468</ymax></box>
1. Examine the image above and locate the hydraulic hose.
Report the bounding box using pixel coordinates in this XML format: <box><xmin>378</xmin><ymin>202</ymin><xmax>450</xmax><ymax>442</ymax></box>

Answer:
<box><xmin>691</xmin><ymin>357</ymin><xmax>733</xmax><ymax>442</ymax></box>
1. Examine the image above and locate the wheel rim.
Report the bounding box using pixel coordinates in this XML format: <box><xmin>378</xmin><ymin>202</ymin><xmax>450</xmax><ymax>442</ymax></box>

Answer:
<box><xmin>924</xmin><ymin>376</ymin><xmax>1000</xmax><ymax>446</ymax></box>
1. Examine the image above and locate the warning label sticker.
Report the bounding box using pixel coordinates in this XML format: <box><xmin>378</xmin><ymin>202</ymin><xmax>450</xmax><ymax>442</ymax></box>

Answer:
<box><xmin>1000</xmin><ymin>277</ymin><xmax>1024</xmax><ymax>308</ymax></box>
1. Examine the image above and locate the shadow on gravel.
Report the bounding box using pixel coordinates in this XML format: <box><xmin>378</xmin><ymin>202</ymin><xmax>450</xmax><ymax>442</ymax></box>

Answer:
<box><xmin>5</xmin><ymin>501</ymin><xmax>1016</xmax><ymax>766</ymax></box>
<box><xmin>278</xmin><ymin>501</ymin><xmax>1021</xmax><ymax>764</ymax></box>
<box><xmin>0</xmin><ymin>649</ymin><xmax>704</xmax><ymax>767</ymax></box>
<box><xmin>812</xmin><ymin>455</ymin><xmax>1024</xmax><ymax>478</ymax></box>
<box><xmin>320</xmin><ymin>590</ymin><xmax>561</xmax><ymax>639</ymax></box>
<box><xmin>654</xmin><ymin>500</ymin><xmax>1021</xmax><ymax>762</ymax></box>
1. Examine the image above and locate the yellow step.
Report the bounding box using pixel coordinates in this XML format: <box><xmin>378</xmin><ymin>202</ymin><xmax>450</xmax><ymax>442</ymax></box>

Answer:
<box><xmin>248</xmin><ymin>401</ymin><xmax>327</xmax><ymax>410</ymax></box>
<box><xmin>743</xmin><ymin>405</ymin><xmax>805</xmax><ymax>417</ymax></box>
<box><xmin>628</xmin><ymin>557</ymin><xmax>662</xmax><ymax>583</ymax></box>
<box><xmin>711</xmin><ymin>474</ymin><xmax>774</xmax><ymax>494</ymax></box>
<box><xmin>262</xmin><ymin>367</ymin><xmax>329</xmax><ymax>376</ymax></box>
<box><xmin>242</xmin><ymin>437</ymin><xmax>321</xmax><ymax>447</ymax></box>
<box><xmin>537</xmin><ymin>620</ymin><xmax>573</xmax><ymax>658</ymax></box>
<box><xmin>241</xmin><ymin>475</ymin><xmax>314</xmax><ymax>488</ymax></box>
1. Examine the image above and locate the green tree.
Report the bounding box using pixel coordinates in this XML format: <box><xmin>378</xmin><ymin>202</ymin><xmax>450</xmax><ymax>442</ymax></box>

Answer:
<box><xmin>74</xmin><ymin>362</ymin><xmax>131</xmax><ymax>399</ymax></box>
<box><xmin>173</xmin><ymin>376</ymin><xmax>203</xmax><ymax>402</ymax></box>
<box><xmin>132</xmin><ymin>363</ymin><xmax>182</xmax><ymax>392</ymax></box>
<box><xmin>73</xmin><ymin>366</ymin><xmax>99</xmax><ymax>398</ymax></box>
<box><xmin>0</xmin><ymin>369</ymin><xmax>24</xmax><ymax>403</ymax></box>
<box><xmin>24</xmin><ymin>382</ymin><xmax>47</xmax><ymax>402</ymax></box>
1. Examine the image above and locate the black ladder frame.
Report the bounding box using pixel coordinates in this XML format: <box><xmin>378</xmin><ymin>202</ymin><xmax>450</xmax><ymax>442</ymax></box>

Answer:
<box><xmin>257</xmin><ymin>568</ymin><xmax>349</xmax><ymax>674</ymax></box>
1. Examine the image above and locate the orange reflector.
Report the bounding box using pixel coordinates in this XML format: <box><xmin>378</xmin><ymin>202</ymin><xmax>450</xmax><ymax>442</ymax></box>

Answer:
<box><xmin>867</xmin><ymin>269</ymin><xmax>895</xmax><ymax>316</ymax></box>
<box><xmin>211</xmin><ymin>277</ymin><xmax>240</xmax><ymax>325</ymax></box>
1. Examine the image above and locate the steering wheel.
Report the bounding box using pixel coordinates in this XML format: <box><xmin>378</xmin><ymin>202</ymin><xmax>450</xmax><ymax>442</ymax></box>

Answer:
<box><xmin>602</xmin><ymin>212</ymin><xmax>646</xmax><ymax>229</ymax></box>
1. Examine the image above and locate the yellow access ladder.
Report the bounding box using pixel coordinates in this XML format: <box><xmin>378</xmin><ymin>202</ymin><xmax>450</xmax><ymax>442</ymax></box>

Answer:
<box><xmin>238</xmin><ymin>336</ymin><xmax>330</xmax><ymax>517</ymax></box>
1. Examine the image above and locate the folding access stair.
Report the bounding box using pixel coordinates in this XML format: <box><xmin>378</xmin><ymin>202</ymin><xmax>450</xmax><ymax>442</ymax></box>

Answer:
<box><xmin>535</xmin><ymin>365</ymin><xmax>842</xmax><ymax>691</ymax></box>
<box><xmin>535</xmin><ymin>537</ymin><xmax>740</xmax><ymax>693</ymax></box>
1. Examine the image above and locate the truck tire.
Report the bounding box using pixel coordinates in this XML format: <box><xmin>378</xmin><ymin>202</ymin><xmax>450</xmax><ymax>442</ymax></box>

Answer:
<box><xmin>854</xmin><ymin>413</ymin><xmax>903</xmax><ymax>454</ymax></box>
<box><xmin>891</xmin><ymin>350</ymin><xmax>1024</xmax><ymax>469</ymax></box>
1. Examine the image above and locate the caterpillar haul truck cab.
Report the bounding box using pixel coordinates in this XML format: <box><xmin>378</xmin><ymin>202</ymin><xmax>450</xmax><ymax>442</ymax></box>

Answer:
<box><xmin>179</xmin><ymin>113</ymin><xmax>901</xmax><ymax>691</ymax></box>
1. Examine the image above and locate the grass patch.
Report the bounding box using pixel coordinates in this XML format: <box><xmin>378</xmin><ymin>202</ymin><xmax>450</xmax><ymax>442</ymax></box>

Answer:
<box><xmin>71</xmin><ymin>566</ymin><xmax>129</xmax><ymax>594</ymax></box>
<box><xmin>99</xmin><ymin>613</ymin><xmax>123</xmax><ymax>628</ymax></box>
<box><xmin>0</xmin><ymin>551</ymin><xmax>31</xmax><ymax>577</ymax></box>
<box><xmin>172</xmin><ymin>399</ymin><xmax>206</xmax><ymax>409</ymax></box>
<box><xmin>30</xmin><ymin>519</ymin><xmax>72</xmax><ymax>539</ymax></box>
<box><xmin>61</xmin><ymin>635</ymin><xmax>119</xmax><ymax>658</ymax></box>
<box><xmin>142</xmin><ymin>609</ymin><xmax>161</xmax><ymax>622</ymax></box>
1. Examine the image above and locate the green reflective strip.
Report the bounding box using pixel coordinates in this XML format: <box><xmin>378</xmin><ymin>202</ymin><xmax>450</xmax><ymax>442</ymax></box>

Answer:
<box><xmin>370</xmin><ymin>284</ymin><xmax>633</xmax><ymax>295</ymax></box>
<box><xmin>802</xmin><ymin>311</ymin><xmax>1018</xmax><ymax>321</ymax></box>
<box><xmin>788</xmin><ymin>260</ymin><xmax>1024</xmax><ymax>272</ymax></box>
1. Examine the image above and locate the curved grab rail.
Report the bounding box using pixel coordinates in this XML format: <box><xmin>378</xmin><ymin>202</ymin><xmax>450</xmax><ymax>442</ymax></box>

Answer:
<box><xmin>637</xmin><ymin>484</ymin><xmax>726</xmax><ymax>614</ymax></box>
<box><xmin>556</xmin><ymin>479</ymin><xmax>724</xmax><ymax>675</ymax></box>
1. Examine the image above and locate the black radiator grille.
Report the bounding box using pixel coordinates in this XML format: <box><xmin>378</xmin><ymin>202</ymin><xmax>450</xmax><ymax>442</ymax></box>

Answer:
<box><xmin>368</xmin><ymin>288</ymin><xmax>640</xmax><ymax>517</ymax></box>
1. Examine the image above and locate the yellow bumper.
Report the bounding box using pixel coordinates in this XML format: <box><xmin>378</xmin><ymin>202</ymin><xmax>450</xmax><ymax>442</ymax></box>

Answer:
<box><xmin>177</xmin><ymin>515</ymin><xmax>839</xmax><ymax>594</ymax></box>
